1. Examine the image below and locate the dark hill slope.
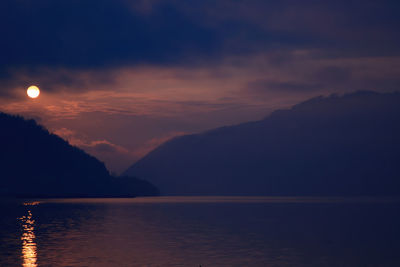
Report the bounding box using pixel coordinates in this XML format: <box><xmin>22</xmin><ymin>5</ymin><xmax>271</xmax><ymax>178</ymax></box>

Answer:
<box><xmin>125</xmin><ymin>91</ymin><xmax>400</xmax><ymax>196</ymax></box>
<box><xmin>0</xmin><ymin>113</ymin><xmax>159</xmax><ymax>197</ymax></box>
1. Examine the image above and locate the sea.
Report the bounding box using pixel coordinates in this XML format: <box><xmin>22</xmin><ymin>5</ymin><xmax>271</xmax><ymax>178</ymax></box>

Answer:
<box><xmin>0</xmin><ymin>196</ymin><xmax>400</xmax><ymax>267</ymax></box>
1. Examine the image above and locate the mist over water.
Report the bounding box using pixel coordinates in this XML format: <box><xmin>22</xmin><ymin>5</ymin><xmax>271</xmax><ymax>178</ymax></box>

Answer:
<box><xmin>1</xmin><ymin>197</ymin><xmax>400</xmax><ymax>267</ymax></box>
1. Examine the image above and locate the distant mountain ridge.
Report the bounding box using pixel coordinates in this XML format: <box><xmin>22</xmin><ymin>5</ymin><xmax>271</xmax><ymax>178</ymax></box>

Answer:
<box><xmin>125</xmin><ymin>91</ymin><xmax>400</xmax><ymax>196</ymax></box>
<box><xmin>0</xmin><ymin>112</ymin><xmax>159</xmax><ymax>197</ymax></box>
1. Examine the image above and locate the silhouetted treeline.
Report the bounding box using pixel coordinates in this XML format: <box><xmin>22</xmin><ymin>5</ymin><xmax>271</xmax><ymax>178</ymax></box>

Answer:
<box><xmin>125</xmin><ymin>91</ymin><xmax>400</xmax><ymax>196</ymax></box>
<box><xmin>0</xmin><ymin>113</ymin><xmax>159</xmax><ymax>197</ymax></box>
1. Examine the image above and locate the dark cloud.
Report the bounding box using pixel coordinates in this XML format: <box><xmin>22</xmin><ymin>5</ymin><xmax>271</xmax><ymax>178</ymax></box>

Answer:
<box><xmin>314</xmin><ymin>67</ymin><xmax>351</xmax><ymax>84</ymax></box>
<box><xmin>248</xmin><ymin>80</ymin><xmax>322</xmax><ymax>94</ymax></box>
<box><xmin>2</xmin><ymin>0</ymin><xmax>399</xmax><ymax>72</ymax></box>
<box><xmin>1</xmin><ymin>0</ymin><xmax>400</xmax><ymax>97</ymax></box>
<box><xmin>4</xmin><ymin>68</ymin><xmax>117</xmax><ymax>95</ymax></box>
<box><xmin>0</xmin><ymin>0</ymin><xmax>221</xmax><ymax>70</ymax></box>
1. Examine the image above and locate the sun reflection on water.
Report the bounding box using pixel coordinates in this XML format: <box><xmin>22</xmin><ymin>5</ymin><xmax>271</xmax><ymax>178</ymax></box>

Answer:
<box><xmin>23</xmin><ymin>202</ymin><xmax>40</xmax><ymax>206</ymax></box>
<box><xmin>20</xmin><ymin>210</ymin><xmax>38</xmax><ymax>267</ymax></box>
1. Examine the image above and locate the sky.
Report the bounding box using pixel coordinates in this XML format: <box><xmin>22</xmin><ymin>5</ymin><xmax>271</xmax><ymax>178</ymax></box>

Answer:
<box><xmin>1</xmin><ymin>0</ymin><xmax>400</xmax><ymax>173</ymax></box>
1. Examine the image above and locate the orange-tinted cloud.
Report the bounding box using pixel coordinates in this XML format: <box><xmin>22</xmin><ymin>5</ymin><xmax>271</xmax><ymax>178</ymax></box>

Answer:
<box><xmin>2</xmin><ymin>53</ymin><xmax>400</xmax><ymax>174</ymax></box>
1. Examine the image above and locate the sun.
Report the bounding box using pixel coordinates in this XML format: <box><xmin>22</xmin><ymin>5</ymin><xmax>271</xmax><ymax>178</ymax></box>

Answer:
<box><xmin>27</xmin><ymin>86</ymin><xmax>40</xmax><ymax>99</ymax></box>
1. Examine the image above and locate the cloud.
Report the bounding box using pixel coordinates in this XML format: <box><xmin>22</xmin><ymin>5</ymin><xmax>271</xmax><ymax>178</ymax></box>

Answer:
<box><xmin>2</xmin><ymin>54</ymin><xmax>400</xmax><ymax>121</ymax></box>
<box><xmin>0</xmin><ymin>0</ymin><xmax>222</xmax><ymax>71</ymax></box>
<box><xmin>85</xmin><ymin>140</ymin><xmax>132</xmax><ymax>155</ymax></box>
<box><xmin>53</xmin><ymin>127</ymin><xmax>185</xmax><ymax>173</ymax></box>
<box><xmin>54</xmin><ymin>128</ymin><xmax>130</xmax><ymax>154</ymax></box>
<box><xmin>2</xmin><ymin>0</ymin><xmax>400</xmax><ymax>74</ymax></box>
<box><xmin>53</xmin><ymin>127</ymin><xmax>135</xmax><ymax>173</ymax></box>
<box><xmin>314</xmin><ymin>66</ymin><xmax>352</xmax><ymax>84</ymax></box>
<box><xmin>1</xmin><ymin>67</ymin><xmax>117</xmax><ymax>97</ymax></box>
<box><xmin>2</xmin><ymin>0</ymin><xmax>400</xmax><ymax>99</ymax></box>
<box><xmin>248</xmin><ymin>80</ymin><xmax>322</xmax><ymax>93</ymax></box>
<box><xmin>246</xmin><ymin>66</ymin><xmax>352</xmax><ymax>94</ymax></box>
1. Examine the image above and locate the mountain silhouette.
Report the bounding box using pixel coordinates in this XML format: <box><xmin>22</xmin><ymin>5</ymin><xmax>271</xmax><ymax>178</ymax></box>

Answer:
<box><xmin>125</xmin><ymin>91</ymin><xmax>400</xmax><ymax>196</ymax></box>
<box><xmin>0</xmin><ymin>113</ymin><xmax>159</xmax><ymax>197</ymax></box>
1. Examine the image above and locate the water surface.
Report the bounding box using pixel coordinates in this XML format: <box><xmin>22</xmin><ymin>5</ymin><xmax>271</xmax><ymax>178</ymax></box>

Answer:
<box><xmin>1</xmin><ymin>196</ymin><xmax>400</xmax><ymax>267</ymax></box>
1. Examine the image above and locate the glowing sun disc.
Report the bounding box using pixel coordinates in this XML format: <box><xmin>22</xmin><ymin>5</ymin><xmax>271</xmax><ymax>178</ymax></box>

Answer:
<box><xmin>27</xmin><ymin>86</ymin><xmax>40</xmax><ymax>98</ymax></box>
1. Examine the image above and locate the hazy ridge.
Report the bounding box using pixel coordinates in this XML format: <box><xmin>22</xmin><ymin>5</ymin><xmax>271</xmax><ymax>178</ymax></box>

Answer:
<box><xmin>125</xmin><ymin>91</ymin><xmax>400</xmax><ymax>196</ymax></box>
